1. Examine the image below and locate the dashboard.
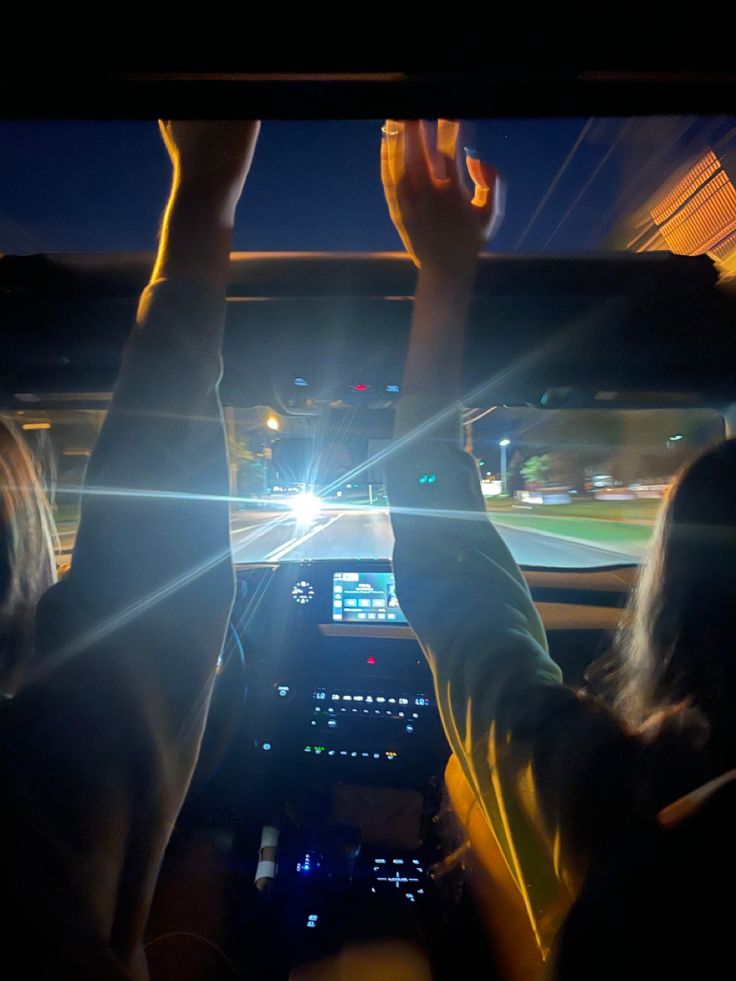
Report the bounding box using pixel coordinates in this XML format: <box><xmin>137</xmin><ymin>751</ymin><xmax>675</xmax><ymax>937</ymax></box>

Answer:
<box><xmin>169</xmin><ymin>558</ymin><xmax>630</xmax><ymax>978</ymax></box>
<box><xmin>206</xmin><ymin>560</ymin><xmax>627</xmax><ymax>801</ymax></box>
<box><xmin>219</xmin><ymin>561</ymin><xmax>446</xmax><ymax>800</ymax></box>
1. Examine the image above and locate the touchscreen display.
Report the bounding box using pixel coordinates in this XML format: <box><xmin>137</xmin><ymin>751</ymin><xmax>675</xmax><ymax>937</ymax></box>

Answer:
<box><xmin>332</xmin><ymin>572</ymin><xmax>407</xmax><ymax>624</ymax></box>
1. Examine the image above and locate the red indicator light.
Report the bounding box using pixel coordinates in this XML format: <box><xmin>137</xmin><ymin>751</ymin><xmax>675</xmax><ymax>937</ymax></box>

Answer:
<box><xmin>352</xmin><ymin>384</ymin><xmax>369</xmax><ymax>392</ymax></box>
<box><xmin>366</xmin><ymin>656</ymin><xmax>377</xmax><ymax>665</ymax></box>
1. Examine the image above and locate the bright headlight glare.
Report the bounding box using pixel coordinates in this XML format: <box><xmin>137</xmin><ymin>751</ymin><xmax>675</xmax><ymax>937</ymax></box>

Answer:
<box><xmin>289</xmin><ymin>492</ymin><xmax>322</xmax><ymax>522</ymax></box>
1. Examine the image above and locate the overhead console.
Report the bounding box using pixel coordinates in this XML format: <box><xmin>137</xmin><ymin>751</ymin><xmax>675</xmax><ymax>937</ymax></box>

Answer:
<box><xmin>3</xmin><ymin>252</ymin><xmax>736</xmax><ymax>412</ymax></box>
<box><xmin>223</xmin><ymin>253</ymin><xmax>736</xmax><ymax>412</ymax></box>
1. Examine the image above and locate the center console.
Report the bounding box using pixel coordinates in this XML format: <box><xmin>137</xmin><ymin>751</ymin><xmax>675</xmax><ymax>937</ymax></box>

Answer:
<box><xmin>191</xmin><ymin>561</ymin><xmax>489</xmax><ymax>978</ymax></box>
<box><xmin>237</xmin><ymin>561</ymin><xmax>446</xmax><ymax>789</ymax></box>
<box><xmin>160</xmin><ymin>557</ymin><xmax>627</xmax><ymax>977</ymax></box>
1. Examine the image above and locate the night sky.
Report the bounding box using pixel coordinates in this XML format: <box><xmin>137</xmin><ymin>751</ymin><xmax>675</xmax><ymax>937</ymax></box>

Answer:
<box><xmin>0</xmin><ymin>117</ymin><xmax>732</xmax><ymax>255</ymax></box>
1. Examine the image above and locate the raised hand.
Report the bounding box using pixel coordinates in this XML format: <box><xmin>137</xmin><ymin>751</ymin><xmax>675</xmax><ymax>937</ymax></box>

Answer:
<box><xmin>381</xmin><ymin>119</ymin><xmax>504</xmax><ymax>272</ymax></box>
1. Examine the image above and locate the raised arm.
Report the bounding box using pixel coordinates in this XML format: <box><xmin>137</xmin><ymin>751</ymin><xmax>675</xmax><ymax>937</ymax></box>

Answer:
<box><xmin>2</xmin><ymin>122</ymin><xmax>259</xmax><ymax>973</ymax></box>
<box><xmin>383</xmin><ymin>121</ymin><xmax>649</xmax><ymax>955</ymax></box>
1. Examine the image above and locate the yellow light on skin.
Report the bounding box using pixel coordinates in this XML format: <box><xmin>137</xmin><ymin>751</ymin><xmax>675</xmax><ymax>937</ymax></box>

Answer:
<box><xmin>22</xmin><ymin>422</ymin><xmax>51</xmax><ymax>430</ymax></box>
<box><xmin>266</xmin><ymin>415</ymin><xmax>280</xmax><ymax>431</ymax></box>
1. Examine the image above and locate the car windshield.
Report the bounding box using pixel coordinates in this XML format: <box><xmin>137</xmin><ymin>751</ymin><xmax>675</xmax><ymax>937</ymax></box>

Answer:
<box><xmin>12</xmin><ymin>404</ymin><xmax>724</xmax><ymax>569</ymax></box>
<box><xmin>4</xmin><ymin>114</ymin><xmax>735</xmax><ymax>567</ymax></box>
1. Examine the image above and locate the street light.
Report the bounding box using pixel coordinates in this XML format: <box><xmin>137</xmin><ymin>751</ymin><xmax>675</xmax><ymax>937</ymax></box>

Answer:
<box><xmin>266</xmin><ymin>414</ymin><xmax>280</xmax><ymax>431</ymax></box>
<box><xmin>499</xmin><ymin>439</ymin><xmax>511</xmax><ymax>494</ymax></box>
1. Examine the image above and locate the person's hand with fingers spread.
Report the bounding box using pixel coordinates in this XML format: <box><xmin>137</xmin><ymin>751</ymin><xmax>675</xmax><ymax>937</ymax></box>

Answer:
<box><xmin>381</xmin><ymin>119</ymin><xmax>504</xmax><ymax>399</ymax></box>
<box><xmin>381</xmin><ymin>118</ymin><xmax>504</xmax><ymax>275</ymax></box>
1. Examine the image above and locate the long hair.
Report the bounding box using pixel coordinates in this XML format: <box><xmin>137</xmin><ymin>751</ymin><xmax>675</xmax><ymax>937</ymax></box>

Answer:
<box><xmin>0</xmin><ymin>419</ymin><xmax>57</xmax><ymax>694</ymax></box>
<box><xmin>614</xmin><ymin>439</ymin><xmax>736</xmax><ymax>755</ymax></box>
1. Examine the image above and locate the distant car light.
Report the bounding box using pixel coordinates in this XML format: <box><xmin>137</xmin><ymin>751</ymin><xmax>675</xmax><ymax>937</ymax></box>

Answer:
<box><xmin>289</xmin><ymin>492</ymin><xmax>322</xmax><ymax>522</ymax></box>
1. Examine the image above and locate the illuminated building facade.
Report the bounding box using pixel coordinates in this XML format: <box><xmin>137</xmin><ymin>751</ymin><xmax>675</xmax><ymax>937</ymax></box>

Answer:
<box><xmin>628</xmin><ymin>147</ymin><xmax>736</xmax><ymax>280</ymax></box>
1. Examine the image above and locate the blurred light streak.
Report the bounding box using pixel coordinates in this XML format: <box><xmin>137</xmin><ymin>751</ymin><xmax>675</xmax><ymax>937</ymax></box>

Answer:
<box><xmin>515</xmin><ymin>118</ymin><xmax>594</xmax><ymax>250</ymax></box>
<box><xmin>543</xmin><ymin>120</ymin><xmax>633</xmax><ymax>248</ymax></box>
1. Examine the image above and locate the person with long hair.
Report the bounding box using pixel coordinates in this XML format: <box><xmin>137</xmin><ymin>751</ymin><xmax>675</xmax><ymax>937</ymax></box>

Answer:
<box><xmin>0</xmin><ymin>120</ymin><xmax>259</xmax><ymax>979</ymax></box>
<box><xmin>383</xmin><ymin>119</ymin><xmax>736</xmax><ymax>977</ymax></box>
<box><xmin>0</xmin><ymin>421</ymin><xmax>57</xmax><ymax>695</ymax></box>
<box><xmin>615</xmin><ymin>439</ymin><xmax>736</xmax><ymax>752</ymax></box>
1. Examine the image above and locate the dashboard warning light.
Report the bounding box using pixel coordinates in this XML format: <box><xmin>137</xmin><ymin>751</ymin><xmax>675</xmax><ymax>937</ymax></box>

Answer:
<box><xmin>366</xmin><ymin>656</ymin><xmax>377</xmax><ymax>665</ymax></box>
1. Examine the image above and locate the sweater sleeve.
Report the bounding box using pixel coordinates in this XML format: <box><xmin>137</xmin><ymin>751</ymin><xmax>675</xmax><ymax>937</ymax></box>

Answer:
<box><xmin>387</xmin><ymin>394</ymin><xmax>651</xmax><ymax>954</ymax></box>
<box><xmin>2</xmin><ymin>278</ymin><xmax>235</xmax><ymax>966</ymax></box>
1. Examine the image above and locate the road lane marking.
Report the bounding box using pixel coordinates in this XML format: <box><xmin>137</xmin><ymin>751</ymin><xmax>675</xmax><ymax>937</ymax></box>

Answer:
<box><xmin>265</xmin><ymin>512</ymin><xmax>345</xmax><ymax>562</ymax></box>
<box><xmin>230</xmin><ymin>512</ymin><xmax>301</xmax><ymax>558</ymax></box>
<box><xmin>231</xmin><ymin>523</ymin><xmax>260</xmax><ymax>535</ymax></box>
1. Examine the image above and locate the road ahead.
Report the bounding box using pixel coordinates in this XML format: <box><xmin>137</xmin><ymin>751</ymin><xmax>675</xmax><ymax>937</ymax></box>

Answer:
<box><xmin>56</xmin><ymin>506</ymin><xmax>642</xmax><ymax>567</ymax></box>
<box><xmin>230</xmin><ymin>507</ymin><xmax>640</xmax><ymax>568</ymax></box>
